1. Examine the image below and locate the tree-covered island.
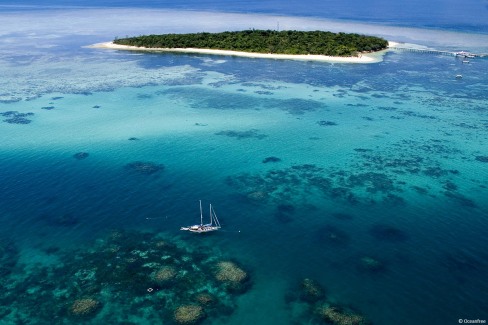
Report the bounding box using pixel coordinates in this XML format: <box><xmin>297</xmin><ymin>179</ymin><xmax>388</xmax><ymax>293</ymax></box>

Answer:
<box><xmin>114</xmin><ymin>30</ymin><xmax>388</xmax><ymax>57</ymax></box>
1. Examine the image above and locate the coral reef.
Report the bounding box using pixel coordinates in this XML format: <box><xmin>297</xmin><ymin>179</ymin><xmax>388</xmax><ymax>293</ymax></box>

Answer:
<box><xmin>369</xmin><ymin>224</ymin><xmax>409</xmax><ymax>242</ymax></box>
<box><xmin>0</xmin><ymin>238</ymin><xmax>18</xmax><ymax>277</ymax></box>
<box><xmin>315</xmin><ymin>304</ymin><xmax>369</xmax><ymax>325</ymax></box>
<box><xmin>300</xmin><ymin>278</ymin><xmax>325</xmax><ymax>303</ymax></box>
<box><xmin>194</xmin><ymin>292</ymin><xmax>216</xmax><ymax>306</ymax></box>
<box><xmin>0</xmin><ymin>231</ymin><xmax>250</xmax><ymax>324</ymax></box>
<box><xmin>317</xmin><ymin>225</ymin><xmax>350</xmax><ymax>247</ymax></box>
<box><xmin>69</xmin><ymin>298</ymin><xmax>101</xmax><ymax>317</ymax></box>
<box><xmin>347</xmin><ymin>172</ymin><xmax>396</xmax><ymax>193</ymax></box>
<box><xmin>246</xmin><ymin>191</ymin><xmax>268</xmax><ymax>202</ymax></box>
<box><xmin>443</xmin><ymin>180</ymin><xmax>458</xmax><ymax>191</ymax></box>
<box><xmin>214</xmin><ymin>261</ymin><xmax>250</xmax><ymax>292</ymax></box>
<box><xmin>174</xmin><ymin>305</ymin><xmax>205</xmax><ymax>324</ymax></box>
<box><xmin>1</xmin><ymin>111</ymin><xmax>34</xmax><ymax>124</ymax></box>
<box><xmin>359</xmin><ymin>256</ymin><xmax>384</xmax><ymax>272</ymax></box>
<box><xmin>215</xmin><ymin>129</ymin><xmax>267</xmax><ymax>140</ymax></box>
<box><xmin>317</xmin><ymin>120</ymin><xmax>337</xmax><ymax>126</ymax></box>
<box><xmin>274</xmin><ymin>204</ymin><xmax>296</xmax><ymax>223</ymax></box>
<box><xmin>225</xmin><ymin>162</ymin><xmax>404</xmax><ymax>207</ymax></box>
<box><xmin>152</xmin><ymin>266</ymin><xmax>176</xmax><ymax>285</ymax></box>
<box><xmin>444</xmin><ymin>191</ymin><xmax>477</xmax><ymax>208</ymax></box>
<box><xmin>125</xmin><ymin>161</ymin><xmax>165</xmax><ymax>174</ymax></box>
<box><xmin>262</xmin><ymin>156</ymin><xmax>281</xmax><ymax>163</ymax></box>
<box><xmin>286</xmin><ymin>278</ymin><xmax>369</xmax><ymax>324</ymax></box>
<box><xmin>160</xmin><ymin>87</ymin><xmax>325</xmax><ymax>115</ymax></box>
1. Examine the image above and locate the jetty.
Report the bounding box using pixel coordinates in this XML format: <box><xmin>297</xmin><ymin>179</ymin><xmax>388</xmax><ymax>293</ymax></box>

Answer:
<box><xmin>388</xmin><ymin>45</ymin><xmax>488</xmax><ymax>58</ymax></box>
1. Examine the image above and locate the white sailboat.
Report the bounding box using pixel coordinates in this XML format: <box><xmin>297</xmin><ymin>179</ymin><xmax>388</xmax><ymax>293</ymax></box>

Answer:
<box><xmin>180</xmin><ymin>200</ymin><xmax>221</xmax><ymax>233</ymax></box>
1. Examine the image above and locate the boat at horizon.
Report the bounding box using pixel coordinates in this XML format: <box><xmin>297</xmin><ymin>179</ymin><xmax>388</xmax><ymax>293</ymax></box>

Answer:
<box><xmin>180</xmin><ymin>200</ymin><xmax>221</xmax><ymax>233</ymax></box>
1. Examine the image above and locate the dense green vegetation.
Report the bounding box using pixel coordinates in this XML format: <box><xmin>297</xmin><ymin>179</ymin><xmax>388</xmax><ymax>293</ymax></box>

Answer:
<box><xmin>114</xmin><ymin>30</ymin><xmax>388</xmax><ymax>56</ymax></box>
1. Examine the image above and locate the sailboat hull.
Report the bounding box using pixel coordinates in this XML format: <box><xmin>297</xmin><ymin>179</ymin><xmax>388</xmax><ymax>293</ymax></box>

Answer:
<box><xmin>180</xmin><ymin>225</ymin><xmax>220</xmax><ymax>233</ymax></box>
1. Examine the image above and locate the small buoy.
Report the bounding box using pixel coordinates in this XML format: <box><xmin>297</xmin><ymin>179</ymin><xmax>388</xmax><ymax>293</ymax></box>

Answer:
<box><xmin>147</xmin><ymin>288</ymin><xmax>154</xmax><ymax>292</ymax></box>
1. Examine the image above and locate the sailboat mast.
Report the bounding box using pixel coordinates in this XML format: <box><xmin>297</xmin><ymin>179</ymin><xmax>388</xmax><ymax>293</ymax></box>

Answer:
<box><xmin>199</xmin><ymin>200</ymin><xmax>203</xmax><ymax>226</ymax></box>
<box><xmin>209</xmin><ymin>204</ymin><xmax>212</xmax><ymax>225</ymax></box>
<box><xmin>210</xmin><ymin>204</ymin><xmax>221</xmax><ymax>228</ymax></box>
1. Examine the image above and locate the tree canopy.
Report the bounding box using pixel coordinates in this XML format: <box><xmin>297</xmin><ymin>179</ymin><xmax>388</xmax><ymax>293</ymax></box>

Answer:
<box><xmin>114</xmin><ymin>30</ymin><xmax>388</xmax><ymax>57</ymax></box>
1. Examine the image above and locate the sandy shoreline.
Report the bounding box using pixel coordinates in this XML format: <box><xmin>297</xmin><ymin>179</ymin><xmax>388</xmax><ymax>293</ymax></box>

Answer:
<box><xmin>87</xmin><ymin>41</ymin><xmax>392</xmax><ymax>63</ymax></box>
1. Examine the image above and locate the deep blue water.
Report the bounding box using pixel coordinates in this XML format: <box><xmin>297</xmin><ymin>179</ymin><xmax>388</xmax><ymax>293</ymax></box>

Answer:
<box><xmin>6</xmin><ymin>0</ymin><xmax>488</xmax><ymax>33</ymax></box>
<box><xmin>1</xmin><ymin>2</ymin><xmax>488</xmax><ymax>325</ymax></box>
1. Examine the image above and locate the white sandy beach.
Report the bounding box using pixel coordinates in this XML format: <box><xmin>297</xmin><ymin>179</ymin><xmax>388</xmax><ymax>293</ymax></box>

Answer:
<box><xmin>88</xmin><ymin>41</ymin><xmax>390</xmax><ymax>63</ymax></box>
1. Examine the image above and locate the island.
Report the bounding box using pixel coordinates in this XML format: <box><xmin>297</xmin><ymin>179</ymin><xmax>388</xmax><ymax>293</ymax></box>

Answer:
<box><xmin>90</xmin><ymin>30</ymin><xmax>390</xmax><ymax>63</ymax></box>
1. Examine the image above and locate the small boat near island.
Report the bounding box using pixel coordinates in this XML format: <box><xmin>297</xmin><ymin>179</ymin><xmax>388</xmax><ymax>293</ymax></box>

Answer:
<box><xmin>455</xmin><ymin>51</ymin><xmax>475</xmax><ymax>58</ymax></box>
<box><xmin>180</xmin><ymin>200</ymin><xmax>221</xmax><ymax>233</ymax></box>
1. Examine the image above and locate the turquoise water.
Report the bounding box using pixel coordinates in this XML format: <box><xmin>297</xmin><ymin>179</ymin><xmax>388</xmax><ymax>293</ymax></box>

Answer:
<box><xmin>1</xmin><ymin>5</ymin><xmax>488</xmax><ymax>325</ymax></box>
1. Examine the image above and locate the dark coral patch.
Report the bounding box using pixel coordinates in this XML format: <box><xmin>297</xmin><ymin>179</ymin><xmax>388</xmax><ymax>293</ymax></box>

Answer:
<box><xmin>382</xmin><ymin>193</ymin><xmax>406</xmax><ymax>206</ymax></box>
<box><xmin>0</xmin><ymin>238</ymin><xmax>19</xmax><ymax>277</ymax></box>
<box><xmin>444</xmin><ymin>191</ymin><xmax>476</xmax><ymax>208</ymax></box>
<box><xmin>317</xmin><ymin>225</ymin><xmax>350</xmax><ymax>246</ymax></box>
<box><xmin>347</xmin><ymin>172</ymin><xmax>397</xmax><ymax>193</ymax></box>
<box><xmin>412</xmin><ymin>185</ymin><xmax>429</xmax><ymax>195</ymax></box>
<box><xmin>73</xmin><ymin>152</ymin><xmax>89</xmax><ymax>160</ymax></box>
<box><xmin>274</xmin><ymin>204</ymin><xmax>296</xmax><ymax>223</ymax></box>
<box><xmin>125</xmin><ymin>161</ymin><xmax>165</xmax><ymax>174</ymax></box>
<box><xmin>1</xmin><ymin>111</ymin><xmax>34</xmax><ymax>124</ymax></box>
<box><xmin>443</xmin><ymin>181</ymin><xmax>458</xmax><ymax>191</ymax></box>
<box><xmin>262</xmin><ymin>156</ymin><xmax>281</xmax><ymax>163</ymax></box>
<box><xmin>255</xmin><ymin>90</ymin><xmax>273</xmax><ymax>95</ymax></box>
<box><xmin>317</xmin><ymin>120</ymin><xmax>337</xmax><ymax>126</ymax></box>
<box><xmin>215</xmin><ymin>129</ymin><xmax>267</xmax><ymax>140</ymax></box>
<box><xmin>354</xmin><ymin>148</ymin><xmax>373</xmax><ymax>153</ymax></box>
<box><xmin>332</xmin><ymin>213</ymin><xmax>354</xmax><ymax>220</ymax></box>
<box><xmin>55</xmin><ymin>214</ymin><xmax>80</xmax><ymax>227</ymax></box>
<box><xmin>41</xmin><ymin>213</ymin><xmax>80</xmax><ymax>227</ymax></box>
<box><xmin>358</xmin><ymin>256</ymin><xmax>385</xmax><ymax>273</ymax></box>
<box><xmin>369</xmin><ymin>224</ymin><xmax>409</xmax><ymax>242</ymax></box>
<box><xmin>475</xmin><ymin>156</ymin><xmax>488</xmax><ymax>162</ymax></box>
<box><xmin>4</xmin><ymin>117</ymin><xmax>31</xmax><ymax>124</ymax></box>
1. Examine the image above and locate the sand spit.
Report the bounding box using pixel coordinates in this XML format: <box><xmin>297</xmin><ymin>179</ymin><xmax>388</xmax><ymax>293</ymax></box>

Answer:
<box><xmin>88</xmin><ymin>41</ymin><xmax>390</xmax><ymax>63</ymax></box>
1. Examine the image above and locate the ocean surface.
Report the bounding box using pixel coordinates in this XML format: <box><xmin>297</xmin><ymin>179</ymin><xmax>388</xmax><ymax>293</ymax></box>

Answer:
<box><xmin>1</xmin><ymin>1</ymin><xmax>487</xmax><ymax>324</ymax></box>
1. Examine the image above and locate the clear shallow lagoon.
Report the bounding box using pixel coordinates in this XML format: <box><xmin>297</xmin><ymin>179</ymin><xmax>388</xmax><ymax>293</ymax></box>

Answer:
<box><xmin>1</xmin><ymin>3</ymin><xmax>488</xmax><ymax>324</ymax></box>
